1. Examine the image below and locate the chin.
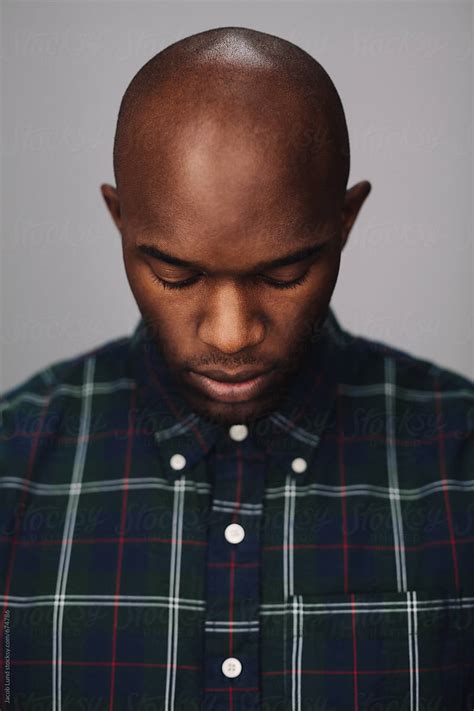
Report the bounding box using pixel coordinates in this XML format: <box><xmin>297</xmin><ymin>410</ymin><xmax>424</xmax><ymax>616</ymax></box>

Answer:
<box><xmin>184</xmin><ymin>390</ymin><xmax>281</xmax><ymax>427</ymax></box>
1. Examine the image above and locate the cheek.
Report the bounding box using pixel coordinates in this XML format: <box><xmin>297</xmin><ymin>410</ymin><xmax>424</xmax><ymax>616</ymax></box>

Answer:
<box><xmin>122</xmin><ymin>260</ymin><xmax>174</xmax><ymax>337</ymax></box>
<box><xmin>124</xmin><ymin>260</ymin><xmax>173</xmax><ymax>315</ymax></box>
<box><xmin>278</xmin><ymin>268</ymin><xmax>337</xmax><ymax>344</ymax></box>
<box><xmin>122</xmin><ymin>255</ymin><xmax>147</xmax><ymax>303</ymax></box>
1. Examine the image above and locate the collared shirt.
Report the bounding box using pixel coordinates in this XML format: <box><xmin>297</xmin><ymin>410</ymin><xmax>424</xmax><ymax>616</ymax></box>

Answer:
<box><xmin>0</xmin><ymin>307</ymin><xmax>473</xmax><ymax>710</ymax></box>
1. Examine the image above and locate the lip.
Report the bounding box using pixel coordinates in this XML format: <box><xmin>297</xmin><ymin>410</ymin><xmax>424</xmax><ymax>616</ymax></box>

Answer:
<box><xmin>187</xmin><ymin>368</ymin><xmax>275</xmax><ymax>403</ymax></box>
<box><xmin>192</xmin><ymin>367</ymin><xmax>272</xmax><ymax>384</ymax></box>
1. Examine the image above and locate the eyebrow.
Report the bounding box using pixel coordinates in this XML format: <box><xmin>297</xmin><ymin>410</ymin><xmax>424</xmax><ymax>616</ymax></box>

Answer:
<box><xmin>136</xmin><ymin>241</ymin><xmax>326</xmax><ymax>272</ymax></box>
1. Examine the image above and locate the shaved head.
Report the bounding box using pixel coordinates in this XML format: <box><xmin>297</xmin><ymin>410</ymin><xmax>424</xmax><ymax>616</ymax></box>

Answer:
<box><xmin>112</xmin><ymin>26</ymin><xmax>350</xmax><ymax>224</ymax></box>
<box><xmin>102</xmin><ymin>26</ymin><xmax>370</xmax><ymax>426</ymax></box>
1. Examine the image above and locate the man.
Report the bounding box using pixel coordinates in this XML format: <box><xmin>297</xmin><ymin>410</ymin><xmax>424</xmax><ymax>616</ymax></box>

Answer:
<box><xmin>1</xmin><ymin>25</ymin><xmax>473</xmax><ymax>711</ymax></box>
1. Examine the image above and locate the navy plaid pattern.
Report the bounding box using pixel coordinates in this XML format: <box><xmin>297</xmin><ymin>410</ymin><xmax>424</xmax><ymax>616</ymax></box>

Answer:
<box><xmin>0</xmin><ymin>307</ymin><xmax>473</xmax><ymax>710</ymax></box>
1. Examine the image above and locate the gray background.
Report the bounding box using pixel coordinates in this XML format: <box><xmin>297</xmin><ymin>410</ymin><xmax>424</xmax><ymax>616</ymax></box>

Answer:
<box><xmin>1</xmin><ymin>0</ymin><xmax>473</xmax><ymax>392</ymax></box>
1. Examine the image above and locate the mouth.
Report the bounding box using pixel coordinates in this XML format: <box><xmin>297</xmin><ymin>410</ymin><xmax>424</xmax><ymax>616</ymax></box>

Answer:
<box><xmin>187</xmin><ymin>368</ymin><xmax>276</xmax><ymax>403</ymax></box>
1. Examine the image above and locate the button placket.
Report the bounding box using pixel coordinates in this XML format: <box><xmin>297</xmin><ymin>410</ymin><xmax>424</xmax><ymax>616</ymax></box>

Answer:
<box><xmin>203</xmin><ymin>430</ymin><xmax>265</xmax><ymax>709</ymax></box>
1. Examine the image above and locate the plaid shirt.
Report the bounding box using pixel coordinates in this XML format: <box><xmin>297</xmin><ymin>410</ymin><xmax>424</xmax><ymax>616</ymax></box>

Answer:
<box><xmin>0</xmin><ymin>307</ymin><xmax>473</xmax><ymax>711</ymax></box>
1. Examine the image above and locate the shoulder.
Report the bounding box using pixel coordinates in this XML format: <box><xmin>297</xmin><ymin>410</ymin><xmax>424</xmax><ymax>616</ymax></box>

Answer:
<box><xmin>0</xmin><ymin>332</ymin><xmax>134</xmax><ymax>469</ymax></box>
<box><xmin>347</xmin><ymin>329</ymin><xmax>473</xmax><ymax>394</ymax></box>
<box><xmin>348</xmin><ymin>329</ymin><xmax>473</xmax><ymax>407</ymax></box>
<box><xmin>339</xmin><ymin>327</ymin><xmax>473</xmax><ymax>471</ymax></box>
<box><xmin>0</xmin><ymin>332</ymin><xmax>132</xmax><ymax>405</ymax></box>
<box><xmin>328</xmin><ymin>308</ymin><xmax>473</xmax><ymax>398</ymax></box>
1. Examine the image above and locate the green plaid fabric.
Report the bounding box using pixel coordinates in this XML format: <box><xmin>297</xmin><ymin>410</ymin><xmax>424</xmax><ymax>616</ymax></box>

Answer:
<box><xmin>0</xmin><ymin>307</ymin><xmax>473</xmax><ymax>710</ymax></box>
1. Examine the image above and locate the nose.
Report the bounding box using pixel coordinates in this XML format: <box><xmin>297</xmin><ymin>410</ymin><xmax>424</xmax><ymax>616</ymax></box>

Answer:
<box><xmin>197</xmin><ymin>280</ymin><xmax>266</xmax><ymax>354</ymax></box>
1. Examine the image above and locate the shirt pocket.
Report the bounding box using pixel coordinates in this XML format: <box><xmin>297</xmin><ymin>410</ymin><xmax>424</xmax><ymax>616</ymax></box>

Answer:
<box><xmin>261</xmin><ymin>590</ymin><xmax>471</xmax><ymax>711</ymax></box>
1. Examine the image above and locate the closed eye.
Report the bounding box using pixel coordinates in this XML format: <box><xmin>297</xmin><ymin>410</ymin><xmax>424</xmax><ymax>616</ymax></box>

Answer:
<box><xmin>150</xmin><ymin>271</ymin><xmax>310</xmax><ymax>291</ymax></box>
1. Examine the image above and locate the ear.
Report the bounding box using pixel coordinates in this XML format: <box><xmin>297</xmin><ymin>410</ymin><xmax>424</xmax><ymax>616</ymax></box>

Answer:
<box><xmin>100</xmin><ymin>183</ymin><xmax>122</xmax><ymax>233</ymax></box>
<box><xmin>340</xmin><ymin>180</ymin><xmax>371</xmax><ymax>251</ymax></box>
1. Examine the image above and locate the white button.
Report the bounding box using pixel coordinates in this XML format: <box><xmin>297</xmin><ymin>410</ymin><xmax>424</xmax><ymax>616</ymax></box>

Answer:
<box><xmin>222</xmin><ymin>657</ymin><xmax>242</xmax><ymax>678</ymax></box>
<box><xmin>170</xmin><ymin>453</ymin><xmax>186</xmax><ymax>470</ymax></box>
<box><xmin>291</xmin><ymin>457</ymin><xmax>307</xmax><ymax>473</ymax></box>
<box><xmin>228</xmin><ymin>424</ymin><xmax>248</xmax><ymax>441</ymax></box>
<box><xmin>224</xmin><ymin>523</ymin><xmax>245</xmax><ymax>544</ymax></box>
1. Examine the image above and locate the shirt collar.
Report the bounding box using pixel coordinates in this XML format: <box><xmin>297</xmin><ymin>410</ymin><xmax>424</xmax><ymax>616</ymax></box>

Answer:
<box><xmin>129</xmin><ymin>306</ymin><xmax>349</xmax><ymax>481</ymax></box>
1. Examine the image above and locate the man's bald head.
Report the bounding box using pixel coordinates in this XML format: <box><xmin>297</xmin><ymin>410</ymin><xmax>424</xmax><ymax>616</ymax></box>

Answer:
<box><xmin>101</xmin><ymin>27</ymin><xmax>372</xmax><ymax>426</ymax></box>
<box><xmin>112</xmin><ymin>26</ymin><xmax>350</xmax><ymax>219</ymax></box>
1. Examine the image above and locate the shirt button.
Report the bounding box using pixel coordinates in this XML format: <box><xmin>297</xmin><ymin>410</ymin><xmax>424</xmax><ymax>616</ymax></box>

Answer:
<box><xmin>228</xmin><ymin>424</ymin><xmax>248</xmax><ymax>441</ymax></box>
<box><xmin>170</xmin><ymin>453</ymin><xmax>186</xmax><ymax>470</ymax></box>
<box><xmin>291</xmin><ymin>457</ymin><xmax>307</xmax><ymax>473</ymax></box>
<box><xmin>222</xmin><ymin>657</ymin><xmax>242</xmax><ymax>678</ymax></box>
<box><xmin>224</xmin><ymin>523</ymin><xmax>245</xmax><ymax>544</ymax></box>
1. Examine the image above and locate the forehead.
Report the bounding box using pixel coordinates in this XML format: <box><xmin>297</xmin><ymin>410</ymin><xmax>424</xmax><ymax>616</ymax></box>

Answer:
<box><xmin>119</xmin><ymin>74</ymin><xmax>338</xmax><ymax>253</ymax></box>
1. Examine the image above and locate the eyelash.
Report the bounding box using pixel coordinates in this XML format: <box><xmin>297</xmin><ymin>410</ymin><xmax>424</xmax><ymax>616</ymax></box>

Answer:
<box><xmin>150</xmin><ymin>271</ymin><xmax>310</xmax><ymax>291</ymax></box>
